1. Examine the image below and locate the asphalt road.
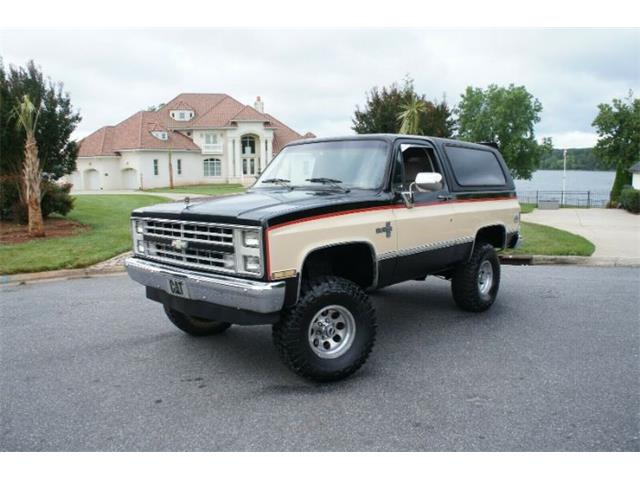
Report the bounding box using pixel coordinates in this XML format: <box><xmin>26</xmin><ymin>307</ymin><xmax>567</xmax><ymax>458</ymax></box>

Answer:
<box><xmin>1</xmin><ymin>266</ymin><xmax>639</xmax><ymax>451</ymax></box>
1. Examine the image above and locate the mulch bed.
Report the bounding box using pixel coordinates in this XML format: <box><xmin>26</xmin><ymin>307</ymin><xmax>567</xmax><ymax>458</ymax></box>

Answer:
<box><xmin>0</xmin><ymin>218</ymin><xmax>89</xmax><ymax>244</ymax></box>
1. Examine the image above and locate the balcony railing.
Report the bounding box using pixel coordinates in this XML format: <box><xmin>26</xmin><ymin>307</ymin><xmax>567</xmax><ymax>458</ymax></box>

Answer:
<box><xmin>202</xmin><ymin>143</ymin><xmax>223</xmax><ymax>154</ymax></box>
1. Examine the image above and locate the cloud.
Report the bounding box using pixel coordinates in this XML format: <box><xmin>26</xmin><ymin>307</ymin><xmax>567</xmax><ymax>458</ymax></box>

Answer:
<box><xmin>1</xmin><ymin>28</ymin><xmax>638</xmax><ymax>148</ymax></box>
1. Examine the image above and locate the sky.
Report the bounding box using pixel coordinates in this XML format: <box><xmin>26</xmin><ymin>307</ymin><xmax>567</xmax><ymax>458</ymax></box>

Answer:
<box><xmin>1</xmin><ymin>28</ymin><xmax>638</xmax><ymax>148</ymax></box>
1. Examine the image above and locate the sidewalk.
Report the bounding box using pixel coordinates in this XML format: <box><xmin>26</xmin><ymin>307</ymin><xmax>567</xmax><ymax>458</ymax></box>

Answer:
<box><xmin>522</xmin><ymin>208</ymin><xmax>640</xmax><ymax>263</ymax></box>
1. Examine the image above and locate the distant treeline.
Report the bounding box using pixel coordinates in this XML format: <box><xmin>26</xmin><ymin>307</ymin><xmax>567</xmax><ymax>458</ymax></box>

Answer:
<box><xmin>538</xmin><ymin>148</ymin><xmax>612</xmax><ymax>171</ymax></box>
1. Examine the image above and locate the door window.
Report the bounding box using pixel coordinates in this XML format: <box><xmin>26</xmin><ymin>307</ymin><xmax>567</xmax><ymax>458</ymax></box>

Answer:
<box><xmin>393</xmin><ymin>145</ymin><xmax>446</xmax><ymax>192</ymax></box>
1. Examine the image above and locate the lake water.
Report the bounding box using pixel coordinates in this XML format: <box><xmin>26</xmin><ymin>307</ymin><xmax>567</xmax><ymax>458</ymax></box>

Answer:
<box><xmin>514</xmin><ymin>170</ymin><xmax>614</xmax><ymax>193</ymax></box>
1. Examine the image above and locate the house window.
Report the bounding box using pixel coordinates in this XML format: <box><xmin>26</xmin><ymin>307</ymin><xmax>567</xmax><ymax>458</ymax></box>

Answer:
<box><xmin>204</xmin><ymin>133</ymin><xmax>218</xmax><ymax>145</ymax></box>
<box><xmin>179</xmin><ymin>111</ymin><xmax>185</xmax><ymax>120</ymax></box>
<box><xmin>153</xmin><ymin>159</ymin><xmax>159</xmax><ymax>176</ymax></box>
<box><xmin>243</xmin><ymin>158</ymin><xmax>257</xmax><ymax>175</ymax></box>
<box><xmin>203</xmin><ymin>158</ymin><xmax>221</xmax><ymax>177</ymax></box>
<box><xmin>177</xmin><ymin>159</ymin><xmax>182</xmax><ymax>175</ymax></box>
<box><xmin>152</xmin><ymin>131</ymin><xmax>167</xmax><ymax>140</ymax></box>
<box><xmin>241</xmin><ymin>135</ymin><xmax>256</xmax><ymax>155</ymax></box>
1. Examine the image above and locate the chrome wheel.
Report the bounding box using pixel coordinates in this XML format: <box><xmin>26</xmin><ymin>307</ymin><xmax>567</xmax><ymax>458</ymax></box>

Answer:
<box><xmin>477</xmin><ymin>260</ymin><xmax>494</xmax><ymax>296</ymax></box>
<box><xmin>307</xmin><ymin>305</ymin><xmax>356</xmax><ymax>359</ymax></box>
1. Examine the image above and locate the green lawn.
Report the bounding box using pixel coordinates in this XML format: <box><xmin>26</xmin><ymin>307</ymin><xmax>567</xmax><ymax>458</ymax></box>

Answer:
<box><xmin>0</xmin><ymin>194</ymin><xmax>167</xmax><ymax>275</ymax></box>
<box><xmin>506</xmin><ymin>221</ymin><xmax>595</xmax><ymax>256</ymax></box>
<box><xmin>145</xmin><ymin>183</ymin><xmax>245</xmax><ymax>196</ymax></box>
<box><xmin>519</xmin><ymin>203</ymin><xmax>536</xmax><ymax>214</ymax></box>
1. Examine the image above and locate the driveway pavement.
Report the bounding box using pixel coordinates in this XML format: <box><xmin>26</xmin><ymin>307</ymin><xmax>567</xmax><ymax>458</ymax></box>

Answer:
<box><xmin>1</xmin><ymin>266</ymin><xmax>638</xmax><ymax>451</ymax></box>
<box><xmin>523</xmin><ymin>208</ymin><xmax>640</xmax><ymax>261</ymax></box>
<box><xmin>73</xmin><ymin>190</ymin><xmax>211</xmax><ymax>201</ymax></box>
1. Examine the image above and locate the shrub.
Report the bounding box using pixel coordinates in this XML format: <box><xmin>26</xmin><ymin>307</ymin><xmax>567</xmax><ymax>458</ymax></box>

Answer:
<box><xmin>0</xmin><ymin>178</ymin><xmax>75</xmax><ymax>222</ymax></box>
<box><xmin>41</xmin><ymin>182</ymin><xmax>75</xmax><ymax>218</ymax></box>
<box><xmin>620</xmin><ymin>187</ymin><xmax>640</xmax><ymax>214</ymax></box>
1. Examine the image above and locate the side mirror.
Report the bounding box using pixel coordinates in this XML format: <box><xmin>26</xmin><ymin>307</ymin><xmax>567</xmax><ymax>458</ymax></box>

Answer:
<box><xmin>414</xmin><ymin>172</ymin><xmax>443</xmax><ymax>192</ymax></box>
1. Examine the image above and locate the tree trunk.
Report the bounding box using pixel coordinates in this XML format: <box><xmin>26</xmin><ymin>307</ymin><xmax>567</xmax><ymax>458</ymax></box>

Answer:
<box><xmin>23</xmin><ymin>132</ymin><xmax>45</xmax><ymax>237</ymax></box>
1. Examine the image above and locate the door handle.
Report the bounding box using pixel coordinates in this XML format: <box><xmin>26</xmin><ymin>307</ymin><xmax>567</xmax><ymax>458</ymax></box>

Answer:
<box><xmin>437</xmin><ymin>194</ymin><xmax>453</xmax><ymax>201</ymax></box>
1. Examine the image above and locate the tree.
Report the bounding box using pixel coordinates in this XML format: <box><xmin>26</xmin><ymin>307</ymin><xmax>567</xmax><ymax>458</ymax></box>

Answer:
<box><xmin>13</xmin><ymin>95</ymin><xmax>44</xmax><ymax>236</ymax></box>
<box><xmin>398</xmin><ymin>94</ymin><xmax>428</xmax><ymax>134</ymax></box>
<box><xmin>0</xmin><ymin>59</ymin><xmax>81</xmax><ymax>221</ymax></box>
<box><xmin>456</xmin><ymin>84</ymin><xmax>551</xmax><ymax>180</ymax></box>
<box><xmin>591</xmin><ymin>91</ymin><xmax>640</xmax><ymax>204</ymax></box>
<box><xmin>352</xmin><ymin>77</ymin><xmax>455</xmax><ymax>137</ymax></box>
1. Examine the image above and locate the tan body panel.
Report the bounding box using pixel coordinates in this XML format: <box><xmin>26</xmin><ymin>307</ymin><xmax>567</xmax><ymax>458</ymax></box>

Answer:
<box><xmin>267</xmin><ymin>197</ymin><xmax>520</xmax><ymax>279</ymax></box>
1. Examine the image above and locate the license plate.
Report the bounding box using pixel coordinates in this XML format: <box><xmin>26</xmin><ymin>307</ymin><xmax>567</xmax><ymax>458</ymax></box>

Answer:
<box><xmin>167</xmin><ymin>278</ymin><xmax>189</xmax><ymax>298</ymax></box>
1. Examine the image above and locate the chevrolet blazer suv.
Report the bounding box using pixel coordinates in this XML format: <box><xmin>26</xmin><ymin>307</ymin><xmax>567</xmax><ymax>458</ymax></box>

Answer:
<box><xmin>126</xmin><ymin>135</ymin><xmax>521</xmax><ymax>381</ymax></box>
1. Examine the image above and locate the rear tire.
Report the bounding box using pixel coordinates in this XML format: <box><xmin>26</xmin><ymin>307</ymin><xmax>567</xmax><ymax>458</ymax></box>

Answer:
<box><xmin>164</xmin><ymin>306</ymin><xmax>232</xmax><ymax>336</ymax></box>
<box><xmin>272</xmin><ymin>276</ymin><xmax>377</xmax><ymax>382</ymax></box>
<box><xmin>451</xmin><ymin>242</ymin><xmax>500</xmax><ymax>312</ymax></box>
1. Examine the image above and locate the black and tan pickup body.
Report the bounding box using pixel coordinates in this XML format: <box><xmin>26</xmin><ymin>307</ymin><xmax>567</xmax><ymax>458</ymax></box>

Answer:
<box><xmin>127</xmin><ymin>134</ymin><xmax>519</xmax><ymax>324</ymax></box>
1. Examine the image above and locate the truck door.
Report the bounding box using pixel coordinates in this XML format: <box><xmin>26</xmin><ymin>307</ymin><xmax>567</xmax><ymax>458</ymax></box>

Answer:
<box><xmin>390</xmin><ymin>142</ymin><xmax>463</xmax><ymax>283</ymax></box>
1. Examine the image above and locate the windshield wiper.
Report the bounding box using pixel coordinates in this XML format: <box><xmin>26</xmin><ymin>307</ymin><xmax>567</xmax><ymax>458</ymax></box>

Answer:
<box><xmin>261</xmin><ymin>178</ymin><xmax>293</xmax><ymax>189</ymax></box>
<box><xmin>305</xmin><ymin>177</ymin><xmax>350</xmax><ymax>193</ymax></box>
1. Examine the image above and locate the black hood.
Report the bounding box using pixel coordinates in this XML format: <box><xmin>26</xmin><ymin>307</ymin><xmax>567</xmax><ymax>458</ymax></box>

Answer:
<box><xmin>132</xmin><ymin>189</ymin><xmax>394</xmax><ymax>227</ymax></box>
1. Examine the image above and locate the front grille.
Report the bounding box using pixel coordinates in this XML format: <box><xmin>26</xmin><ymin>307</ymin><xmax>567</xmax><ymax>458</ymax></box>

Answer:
<box><xmin>143</xmin><ymin>218</ymin><xmax>233</xmax><ymax>246</ymax></box>
<box><xmin>149</xmin><ymin>242</ymin><xmax>233</xmax><ymax>272</ymax></box>
<box><xmin>136</xmin><ymin>218</ymin><xmax>238</xmax><ymax>274</ymax></box>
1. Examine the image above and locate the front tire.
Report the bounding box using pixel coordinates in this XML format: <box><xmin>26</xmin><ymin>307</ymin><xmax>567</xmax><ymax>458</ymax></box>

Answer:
<box><xmin>451</xmin><ymin>242</ymin><xmax>501</xmax><ymax>312</ymax></box>
<box><xmin>272</xmin><ymin>276</ymin><xmax>377</xmax><ymax>382</ymax></box>
<box><xmin>164</xmin><ymin>306</ymin><xmax>232</xmax><ymax>336</ymax></box>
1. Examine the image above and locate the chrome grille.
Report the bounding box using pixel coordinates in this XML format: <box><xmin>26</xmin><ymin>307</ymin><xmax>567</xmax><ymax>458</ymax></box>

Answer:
<box><xmin>142</xmin><ymin>218</ymin><xmax>233</xmax><ymax>246</ymax></box>
<box><xmin>147</xmin><ymin>242</ymin><xmax>234</xmax><ymax>272</ymax></box>
<box><xmin>136</xmin><ymin>218</ymin><xmax>237</xmax><ymax>274</ymax></box>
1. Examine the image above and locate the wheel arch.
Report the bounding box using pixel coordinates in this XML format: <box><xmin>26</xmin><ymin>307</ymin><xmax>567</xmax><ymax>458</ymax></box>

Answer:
<box><xmin>298</xmin><ymin>240</ymin><xmax>379</xmax><ymax>300</ymax></box>
<box><xmin>470</xmin><ymin>224</ymin><xmax>507</xmax><ymax>258</ymax></box>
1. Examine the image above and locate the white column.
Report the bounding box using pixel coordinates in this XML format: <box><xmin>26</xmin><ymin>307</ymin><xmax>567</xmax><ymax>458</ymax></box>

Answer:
<box><xmin>226</xmin><ymin>137</ymin><xmax>234</xmax><ymax>180</ymax></box>
<box><xmin>259</xmin><ymin>137</ymin><xmax>267</xmax><ymax>173</ymax></box>
<box><xmin>266</xmin><ymin>138</ymin><xmax>273</xmax><ymax>164</ymax></box>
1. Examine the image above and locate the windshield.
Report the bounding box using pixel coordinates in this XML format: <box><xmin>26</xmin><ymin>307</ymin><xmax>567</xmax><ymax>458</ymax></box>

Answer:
<box><xmin>253</xmin><ymin>140</ymin><xmax>389</xmax><ymax>190</ymax></box>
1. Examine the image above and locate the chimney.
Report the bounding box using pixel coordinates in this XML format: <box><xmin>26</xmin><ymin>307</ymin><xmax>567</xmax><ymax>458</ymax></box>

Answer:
<box><xmin>254</xmin><ymin>96</ymin><xmax>264</xmax><ymax>113</ymax></box>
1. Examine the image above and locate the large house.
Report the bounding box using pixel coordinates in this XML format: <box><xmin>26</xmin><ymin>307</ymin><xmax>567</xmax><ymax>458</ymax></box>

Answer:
<box><xmin>69</xmin><ymin>93</ymin><xmax>313</xmax><ymax>191</ymax></box>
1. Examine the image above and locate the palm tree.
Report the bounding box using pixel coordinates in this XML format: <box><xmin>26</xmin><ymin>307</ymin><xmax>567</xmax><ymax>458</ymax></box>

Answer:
<box><xmin>398</xmin><ymin>94</ymin><xmax>428</xmax><ymax>135</ymax></box>
<box><xmin>13</xmin><ymin>95</ymin><xmax>45</xmax><ymax>237</ymax></box>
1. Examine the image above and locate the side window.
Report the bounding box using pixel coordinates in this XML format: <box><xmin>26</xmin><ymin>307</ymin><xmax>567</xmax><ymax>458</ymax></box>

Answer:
<box><xmin>394</xmin><ymin>146</ymin><xmax>444</xmax><ymax>192</ymax></box>
<box><xmin>445</xmin><ymin>146</ymin><xmax>506</xmax><ymax>186</ymax></box>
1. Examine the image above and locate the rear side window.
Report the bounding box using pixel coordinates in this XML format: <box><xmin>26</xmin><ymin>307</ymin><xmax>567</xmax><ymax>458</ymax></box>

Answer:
<box><xmin>445</xmin><ymin>146</ymin><xmax>506</xmax><ymax>187</ymax></box>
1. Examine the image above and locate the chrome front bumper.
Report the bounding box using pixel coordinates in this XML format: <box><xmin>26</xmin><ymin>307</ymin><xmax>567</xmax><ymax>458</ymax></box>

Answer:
<box><xmin>125</xmin><ymin>257</ymin><xmax>285</xmax><ymax>314</ymax></box>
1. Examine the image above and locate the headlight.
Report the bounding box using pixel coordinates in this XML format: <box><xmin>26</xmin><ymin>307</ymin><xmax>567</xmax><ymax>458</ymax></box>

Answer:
<box><xmin>132</xmin><ymin>219</ymin><xmax>144</xmax><ymax>254</ymax></box>
<box><xmin>243</xmin><ymin>255</ymin><xmax>261</xmax><ymax>273</ymax></box>
<box><xmin>243</xmin><ymin>230</ymin><xmax>260</xmax><ymax>247</ymax></box>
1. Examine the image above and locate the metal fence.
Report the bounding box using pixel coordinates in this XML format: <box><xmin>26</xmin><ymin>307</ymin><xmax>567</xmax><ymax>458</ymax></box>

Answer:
<box><xmin>517</xmin><ymin>190</ymin><xmax>609</xmax><ymax>208</ymax></box>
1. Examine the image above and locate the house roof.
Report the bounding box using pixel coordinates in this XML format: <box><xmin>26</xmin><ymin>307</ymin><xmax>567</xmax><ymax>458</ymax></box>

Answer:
<box><xmin>629</xmin><ymin>161</ymin><xmax>640</xmax><ymax>173</ymax></box>
<box><xmin>78</xmin><ymin>93</ymin><xmax>308</xmax><ymax>157</ymax></box>
<box><xmin>78</xmin><ymin>110</ymin><xmax>200</xmax><ymax>156</ymax></box>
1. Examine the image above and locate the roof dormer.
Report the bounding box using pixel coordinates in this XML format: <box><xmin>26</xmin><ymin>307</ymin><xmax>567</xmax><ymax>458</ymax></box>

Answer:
<box><xmin>170</xmin><ymin>109</ymin><xmax>194</xmax><ymax>121</ymax></box>
<box><xmin>151</xmin><ymin>130</ymin><xmax>168</xmax><ymax>140</ymax></box>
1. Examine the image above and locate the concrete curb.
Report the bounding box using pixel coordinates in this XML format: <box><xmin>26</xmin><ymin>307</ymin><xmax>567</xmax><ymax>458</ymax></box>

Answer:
<box><xmin>1</xmin><ymin>265</ymin><xmax>126</xmax><ymax>286</ymax></box>
<box><xmin>4</xmin><ymin>253</ymin><xmax>638</xmax><ymax>287</ymax></box>
<box><xmin>499</xmin><ymin>254</ymin><xmax>640</xmax><ymax>267</ymax></box>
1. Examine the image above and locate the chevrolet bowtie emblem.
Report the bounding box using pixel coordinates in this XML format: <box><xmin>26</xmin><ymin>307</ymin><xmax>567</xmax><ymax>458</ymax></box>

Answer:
<box><xmin>171</xmin><ymin>239</ymin><xmax>188</xmax><ymax>250</ymax></box>
<box><xmin>376</xmin><ymin>222</ymin><xmax>393</xmax><ymax>238</ymax></box>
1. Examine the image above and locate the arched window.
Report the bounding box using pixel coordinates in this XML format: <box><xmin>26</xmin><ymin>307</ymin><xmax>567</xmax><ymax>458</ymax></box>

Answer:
<box><xmin>241</xmin><ymin>135</ymin><xmax>256</xmax><ymax>155</ymax></box>
<box><xmin>203</xmin><ymin>158</ymin><xmax>221</xmax><ymax>177</ymax></box>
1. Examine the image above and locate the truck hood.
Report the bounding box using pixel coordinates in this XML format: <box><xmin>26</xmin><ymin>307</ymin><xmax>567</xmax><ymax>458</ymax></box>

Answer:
<box><xmin>132</xmin><ymin>189</ymin><xmax>392</xmax><ymax>227</ymax></box>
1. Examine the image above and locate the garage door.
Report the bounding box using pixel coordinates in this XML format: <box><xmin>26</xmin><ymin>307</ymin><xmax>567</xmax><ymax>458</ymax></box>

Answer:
<box><xmin>122</xmin><ymin>168</ymin><xmax>138</xmax><ymax>190</ymax></box>
<box><xmin>83</xmin><ymin>169</ymin><xmax>100</xmax><ymax>190</ymax></box>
